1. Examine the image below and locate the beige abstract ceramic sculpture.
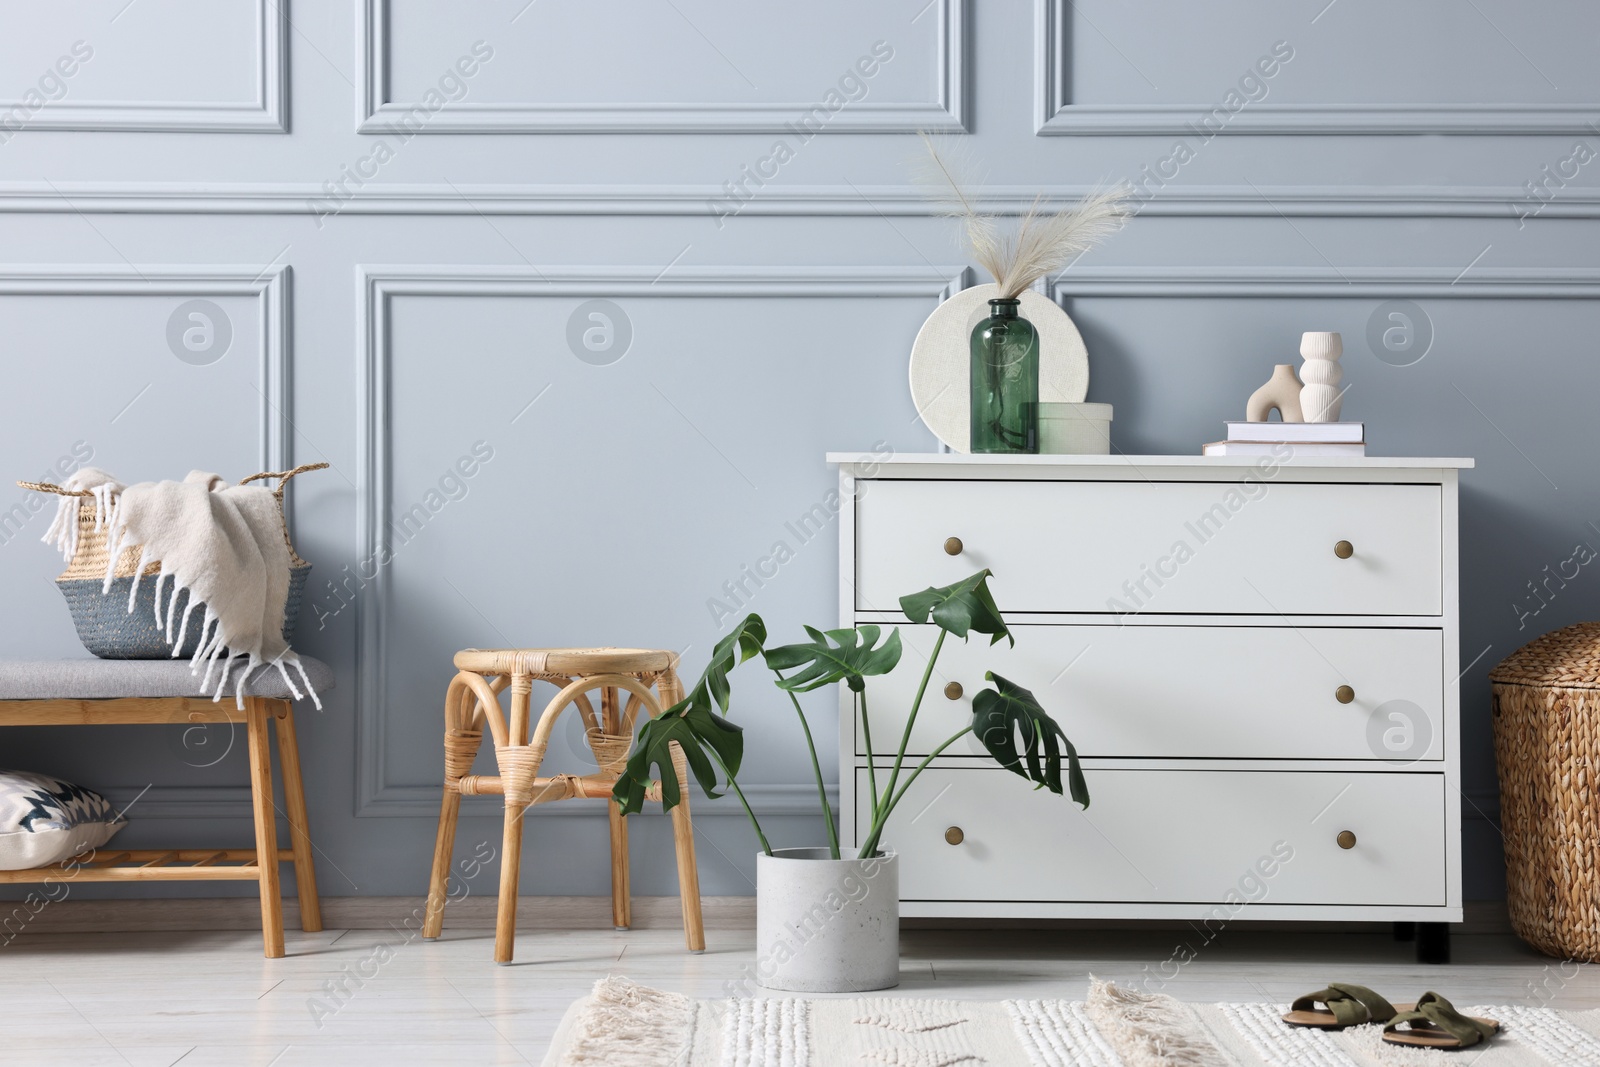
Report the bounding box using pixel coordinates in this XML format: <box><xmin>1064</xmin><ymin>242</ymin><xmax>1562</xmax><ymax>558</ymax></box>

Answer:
<box><xmin>1300</xmin><ymin>332</ymin><xmax>1343</xmax><ymax>422</ymax></box>
<box><xmin>1246</xmin><ymin>364</ymin><xmax>1304</xmax><ymax>422</ymax></box>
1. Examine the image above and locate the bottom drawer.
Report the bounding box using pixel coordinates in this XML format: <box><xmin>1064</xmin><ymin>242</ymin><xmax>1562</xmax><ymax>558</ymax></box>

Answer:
<box><xmin>859</xmin><ymin>768</ymin><xmax>1445</xmax><ymax>907</ymax></box>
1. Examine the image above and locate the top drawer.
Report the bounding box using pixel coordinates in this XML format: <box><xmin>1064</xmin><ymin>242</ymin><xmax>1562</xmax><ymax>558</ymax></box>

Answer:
<box><xmin>856</xmin><ymin>479</ymin><xmax>1442</xmax><ymax>616</ymax></box>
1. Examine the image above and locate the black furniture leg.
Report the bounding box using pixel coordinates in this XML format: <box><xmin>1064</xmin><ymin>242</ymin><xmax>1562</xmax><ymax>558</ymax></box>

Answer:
<box><xmin>1416</xmin><ymin>922</ymin><xmax>1450</xmax><ymax>964</ymax></box>
<box><xmin>1392</xmin><ymin>921</ymin><xmax>1416</xmax><ymax>942</ymax></box>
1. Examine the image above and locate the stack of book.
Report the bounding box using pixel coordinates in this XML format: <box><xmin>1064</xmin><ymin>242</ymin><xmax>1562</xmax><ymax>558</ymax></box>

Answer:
<box><xmin>1203</xmin><ymin>422</ymin><xmax>1365</xmax><ymax>457</ymax></box>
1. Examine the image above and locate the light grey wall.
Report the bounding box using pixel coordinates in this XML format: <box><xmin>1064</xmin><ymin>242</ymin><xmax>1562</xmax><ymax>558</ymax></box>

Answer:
<box><xmin>0</xmin><ymin>0</ymin><xmax>1592</xmax><ymax>901</ymax></box>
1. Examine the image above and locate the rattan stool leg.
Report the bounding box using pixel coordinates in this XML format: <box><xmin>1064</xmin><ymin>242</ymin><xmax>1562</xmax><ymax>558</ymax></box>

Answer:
<box><xmin>653</xmin><ymin>670</ymin><xmax>704</xmax><ymax>951</ymax></box>
<box><xmin>492</xmin><ymin>673</ymin><xmax>537</xmax><ymax>964</ymax></box>
<box><xmin>670</xmin><ymin>786</ymin><xmax>705</xmax><ymax>953</ymax></box>
<box><xmin>494</xmin><ymin>802</ymin><xmax>527</xmax><ymax>964</ymax></box>
<box><xmin>608</xmin><ymin>797</ymin><xmax>631</xmax><ymax>930</ymax></box>
<box><xmin>272</xmin><ymin>703</ymin><xmax>322</xmax><ymax>933</ymax></box>
<box><xmin>427</xmin><ymin>682</ymin><xmax>485</xmax><ymax>940</ymax></box>
<box><xmin>423</xmin><ymin>788</ymin><xmax>461</xmax><ymax>941</ymax></box>
<box><xmin>601</xmin><ymin>685</ymin><xmax>632</xmax><ymax>931</ymax></box>
<box><xmin>245</xmin><ymin>698</ymin><xmax>286</xmax><ymax>959</ymax></box>
<box><xmin>659</xmin><ymin>727</ymin><xmax>704</xmax><ymax>955</ymax></box>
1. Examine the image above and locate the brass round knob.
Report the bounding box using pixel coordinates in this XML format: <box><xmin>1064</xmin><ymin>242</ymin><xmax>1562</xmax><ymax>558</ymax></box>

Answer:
<box><xmin>1334</xmin><ymin>540</ymin><xmax>1354</xmax><ymax>559</ymax></box>
<box><xmin>944</xmin><ymin>536</ymin><xmax>963</xmax><ymax>556</ymax></box>
<box><xmin>1335</xmin><ymin>684</ymin><xmax>1355</xmax><ymax>704</ymax></box>
<box><xmin>1337</xmin><ymin>830</ymin><xmax>1357</xmax><ymax>850</ymax></box>
<box><xmin>944</xmin><ymin>826</ymin><xmax>964</xmax><ymax>845</ymax></box>
<box><xmin>944</xmin><ymin>681</ymin><xmax>963</xmax><ymax>700</ymax></box>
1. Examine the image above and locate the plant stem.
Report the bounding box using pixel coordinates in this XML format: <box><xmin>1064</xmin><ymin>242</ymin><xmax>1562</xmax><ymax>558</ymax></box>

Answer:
<box><xmin>883</xmin><ymin>727</ymin><xmax>973</xmax><ymax>820</ymax></box>
<box><xmin>858</xmin><ymin>687</ymin><xmax>878</xmax><ymax>825</ymax></box>
<box><xmin>857</xmin><ymin>726</ymin><xmax>973</xmax><ymax>859</ymax></box>
<box><xmin>776</xmin><ymin>672</ymin><xmax>839</xmax><ymax>859</ymax></box>
<box><xmin>879</xmin><ymin>629</ymin><xmax>945</xmax><ymax>819</ymax></box>
<box><xmin>707</xmin><ymin>747</ymin><xmax>772</xmax><ymax>857</ymax></box>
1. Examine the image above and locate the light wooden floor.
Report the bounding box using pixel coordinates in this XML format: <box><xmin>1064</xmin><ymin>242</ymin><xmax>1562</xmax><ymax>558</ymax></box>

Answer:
<box><xmin>3</xmin><ymin>917</ymin><xmax>1596</xmax><ymax>1065</ymax></box>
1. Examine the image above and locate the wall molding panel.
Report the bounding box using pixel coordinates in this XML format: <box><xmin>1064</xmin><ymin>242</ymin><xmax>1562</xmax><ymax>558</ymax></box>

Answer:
<box><xmin>1046</xmin><ymin>266</ymin><xmax>1600</xmax><ymax>299</ymax></box>
<box><xmin>0</xmin><ymin>182</ymin><xmax>1578</xmax><ymax>220</ymax></box>
<box><xmin>357</xmin><ymin>0</ymin><xmax>967</xmax><ymax>133</ymax></box>
<box><xmin>0</xmin><ymin>265</ymin><xmax>291</xmax><ymax>470</ymax></box>
<box><xmin>1034</xmin><ymin>0</ymin><xmax>1600</xmax><ymax>136</ymax></box>
<box><xmin>2</xmin><ymin>0</ymin><xmax>286</xmax><ymax>133</ymax></box>
<box><xmin>354</xmin><ymin>265</ymin><xmax>966</xmax><ymax>817</ymax></box>
<box><xmin>0</xmin><ymin>266</ymin><xmax>291</xmax><ymax>821</ymax></box>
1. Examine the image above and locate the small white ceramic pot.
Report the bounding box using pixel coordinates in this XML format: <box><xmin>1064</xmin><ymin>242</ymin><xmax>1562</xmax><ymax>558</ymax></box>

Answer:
<box><xmin>1038</xmin><ymin>401</ymin><xmax>1113</xmax><ymax>455</ymax></box>
<box><xmin>754</xmin><ymin>848</ymin><xmax>899</xmax><ymax>992</ymax></box>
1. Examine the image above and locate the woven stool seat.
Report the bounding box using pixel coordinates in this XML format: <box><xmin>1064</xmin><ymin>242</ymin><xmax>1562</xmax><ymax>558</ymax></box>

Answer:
<box><xmin>452</xmin><ymin>646</ymin><xmax>675</xmax><ymax>677</ymax></box>
<box><xmin>423</xmin><ymin>645</ymin><xmax>703</xmax><ymax>963</ymax></box>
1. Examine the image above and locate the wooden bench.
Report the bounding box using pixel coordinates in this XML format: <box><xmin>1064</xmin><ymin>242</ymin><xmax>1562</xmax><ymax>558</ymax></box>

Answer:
<box><xmin>0</xmin><ymin>657</ymin><xmax>332</xmax><ymax>957</ymax></box>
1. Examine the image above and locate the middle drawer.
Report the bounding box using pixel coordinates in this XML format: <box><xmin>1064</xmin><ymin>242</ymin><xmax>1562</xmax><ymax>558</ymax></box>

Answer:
<box><xmin>857</xmin><ymin>624</ymin><xmax>1443</xmax><ymax>761</ymax></box>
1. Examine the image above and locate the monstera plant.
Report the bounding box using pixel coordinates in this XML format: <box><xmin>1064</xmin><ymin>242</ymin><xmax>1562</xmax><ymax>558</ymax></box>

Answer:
<box><xmin>613</xmin><ymin>567</ymin><xmax>1089</xmax><ymax>856</ymax></box>
<box><xmin>613</xmin><ymin>567</ymin><xmax>1089</xmax><ymax>992</ymax></box>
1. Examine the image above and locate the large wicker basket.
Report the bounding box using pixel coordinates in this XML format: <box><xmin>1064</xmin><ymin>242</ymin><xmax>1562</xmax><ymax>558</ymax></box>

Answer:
<box><xmin>20</xmin><ymin>464</ymin><xmax>325</xmax><ymax>660</ymax></box>
<box><xmin>1490</xmin><ymin>621</ymin><xmax>1600</xmax><ymax>961</ymax></box>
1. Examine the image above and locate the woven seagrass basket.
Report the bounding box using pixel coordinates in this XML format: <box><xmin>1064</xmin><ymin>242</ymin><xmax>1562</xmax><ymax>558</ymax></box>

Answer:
<box><xmin>19</xmin><ymin>463</ymin><xmax>326</xmax><ymax>660</ymax></box>
<box><xmin>1490</xmin><ymin>621</ymin><xmax>1600</xmax><ymax>961</ymax></box>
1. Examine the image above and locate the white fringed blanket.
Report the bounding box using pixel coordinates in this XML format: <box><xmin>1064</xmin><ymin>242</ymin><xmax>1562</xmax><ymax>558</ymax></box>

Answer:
<box><xmin>543</xmin><ymin>976</ymin><xmax>1597</xmax><ymax>1066</ymax></box>
<box><xmin>44</xmin><ymin>467</ymin><xmax>319</xmax><ymax>709</ymax></box>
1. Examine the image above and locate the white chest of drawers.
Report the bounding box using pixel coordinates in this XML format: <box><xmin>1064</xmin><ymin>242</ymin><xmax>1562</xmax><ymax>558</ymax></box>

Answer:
<box><xmin>830</xmin><ymin>452</ymin><xmax>1472</xmax><ymax>934</ymax></box>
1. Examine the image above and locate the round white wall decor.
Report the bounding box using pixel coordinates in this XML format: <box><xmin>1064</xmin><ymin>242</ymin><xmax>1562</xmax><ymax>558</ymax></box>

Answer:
<box><xmin>908</xmin><ymin>284</ymin><xmax>1089</xmax><ymax>453</ymax></box>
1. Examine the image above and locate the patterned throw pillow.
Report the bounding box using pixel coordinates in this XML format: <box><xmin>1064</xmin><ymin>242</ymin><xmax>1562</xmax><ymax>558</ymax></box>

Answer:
<box><xmin>0</xmin><ymin>771</ymin><xmax>126</xmax><ymax>870</ymax></box>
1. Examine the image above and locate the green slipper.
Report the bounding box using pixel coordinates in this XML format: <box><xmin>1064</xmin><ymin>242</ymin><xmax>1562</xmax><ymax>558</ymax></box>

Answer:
<box><xmin>1383</xmin><ymin>992</ymin><xmax>1499</xmax><ymax>1050</ymax></box>
<box><xmin>1283</xmin><ymin>983</ymin><xmax>1406</xmax><ymax>1029</ymax></box>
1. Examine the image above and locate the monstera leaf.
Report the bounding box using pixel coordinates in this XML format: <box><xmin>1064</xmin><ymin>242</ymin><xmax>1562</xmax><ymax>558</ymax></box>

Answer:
<box><xmin>696</xmin><ymin>613</ymin><xmax>767</xmax><ymax>713</ymax></box>
<box><xmin>762</xmin><ymin>624</ymin><xmax>903</xmax><ymax>693</ymax></box>
<box><xmin>612</xmin><ymin>613</ymin><xmax>765</xmax><ymax>816</ymax></box>
<box><xmin>899</xmin><ymin>569</ymin><xmax>1012</xmax><ymax>646</ymax></box>
<box><xmin>612</xmin><ymin>697</ymin><xmax>742</xmax><ymax>815</ymax></box>
<box><xmin>971</xmin><ymin>671</ymin><xmax>1089</xmax><ymax>807</ymax></box>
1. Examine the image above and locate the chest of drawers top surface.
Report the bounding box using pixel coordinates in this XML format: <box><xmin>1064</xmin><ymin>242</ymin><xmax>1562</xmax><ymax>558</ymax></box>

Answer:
<box><xmin>828</xmin><ymin>453</ymin><xmax>1475</xmax><ymax>470</ymax></box>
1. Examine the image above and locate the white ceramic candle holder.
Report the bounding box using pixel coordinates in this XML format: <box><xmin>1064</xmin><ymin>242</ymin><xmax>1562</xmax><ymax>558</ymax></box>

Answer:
<box><xmin>1299</xmin><ymin>332</ymin><xmax>1343</xmax><ymax>422</ymax></box>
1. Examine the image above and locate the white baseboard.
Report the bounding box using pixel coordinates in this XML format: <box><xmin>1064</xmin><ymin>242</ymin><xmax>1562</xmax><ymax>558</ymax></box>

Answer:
<box><xmin>1</xmin><ymin>895</ymin><xmax>754</xmax><ymax>934</ymax></box>
<box><xmin>0</xmin><ymin>896</ymin><xmax>1512</xmax><ymax>936</ymax></box>
<box><xmin>902</xmin><ymin>900</ymin><xmax>1513</xmax><ymax>935</ymax></box>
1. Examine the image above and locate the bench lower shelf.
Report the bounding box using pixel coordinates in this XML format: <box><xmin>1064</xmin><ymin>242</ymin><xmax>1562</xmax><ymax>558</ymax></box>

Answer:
<box><xmin>0</xmin><ymin>848</ymin><xmax>296</xmax><ymax>883</ymax></box>
<box><xmin>0</xmin><ymin>693</ymin><xmax>321</xmax><ymax>956</ymax></box>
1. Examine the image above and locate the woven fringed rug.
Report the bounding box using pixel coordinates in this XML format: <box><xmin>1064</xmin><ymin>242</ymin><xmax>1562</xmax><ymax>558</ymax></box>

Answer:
<box><xmin>542</xmin><ymin>976</ymin><xmax>1600</xmax><ymax>1066</ymax></box>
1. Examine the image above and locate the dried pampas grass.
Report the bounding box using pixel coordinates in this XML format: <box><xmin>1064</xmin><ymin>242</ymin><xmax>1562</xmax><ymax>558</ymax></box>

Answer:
<box><xmin>915</xmin><ymin>132</ymin><xmax>1129</xmax><ymax>298</ymax></box>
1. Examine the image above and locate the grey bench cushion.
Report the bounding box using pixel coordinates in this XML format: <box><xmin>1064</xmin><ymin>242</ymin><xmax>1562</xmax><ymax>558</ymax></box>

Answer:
<box><xmin>0</xmin><ymin>656</ymin><xmax>334</xmax><ymax>701</ymax></box>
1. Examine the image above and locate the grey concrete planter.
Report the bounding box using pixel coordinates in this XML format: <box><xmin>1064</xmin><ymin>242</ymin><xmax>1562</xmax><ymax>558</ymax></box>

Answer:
<box><xmin>754</xmin><ymin>848</ymin><xmax>898</xmax><ymax>992</ymax></box>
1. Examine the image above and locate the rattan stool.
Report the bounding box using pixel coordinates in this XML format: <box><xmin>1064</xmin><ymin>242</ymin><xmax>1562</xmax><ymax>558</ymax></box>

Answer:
<box><xmin>421</xmin><ymin>647</ymin><xmax>704</xmax><ymax>963</ymax></box>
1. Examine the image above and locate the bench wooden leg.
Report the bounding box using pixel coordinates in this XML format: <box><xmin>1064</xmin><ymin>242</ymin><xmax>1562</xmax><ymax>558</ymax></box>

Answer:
<box><xmin>246</xmin><ymin>698</ymin><xmax>285</xmax><ymax>959</ymax></box>
<box><xmin>272</xmin><ymin>702</ymin><xmax>322</xmax><ymax>933</ymax></box>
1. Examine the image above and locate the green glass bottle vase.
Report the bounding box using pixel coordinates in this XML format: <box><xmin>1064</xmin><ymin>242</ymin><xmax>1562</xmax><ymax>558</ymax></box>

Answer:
<box><xmin>969</xmin><ymin>298</ymin><xmax>1040</xmax><ymax>454</ymax></box>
